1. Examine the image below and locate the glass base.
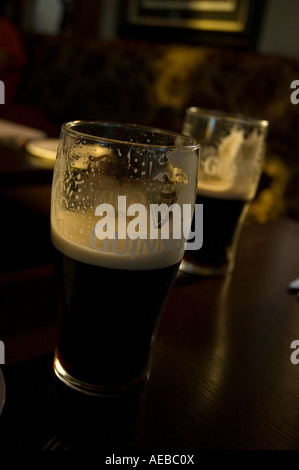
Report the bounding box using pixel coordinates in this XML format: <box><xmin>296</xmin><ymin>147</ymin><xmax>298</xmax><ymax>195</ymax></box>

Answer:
<box><xmin>53</xmin><ymin>356</ymin><xmax>150</xmax><ymax>397</ymax></box>
<box><xmin>179</xmin><ymin>258</ymin><xmax>233</xmax><ymax>277</ymax></box>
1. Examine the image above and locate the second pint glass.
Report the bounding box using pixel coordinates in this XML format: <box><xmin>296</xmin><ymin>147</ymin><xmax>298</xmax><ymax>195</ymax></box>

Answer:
<box><xmin>51</xmin><ymin>121</ymin><xmax>199</xmax><ymax>396</ymax></box>
<box><xmin>180</xmin><ymin>107</ymin><xmax>268</xmax><ymax>277</ymax></box>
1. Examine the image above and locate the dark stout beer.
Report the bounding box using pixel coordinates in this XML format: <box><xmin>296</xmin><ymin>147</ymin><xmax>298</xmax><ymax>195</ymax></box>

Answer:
<box><xmin>182</xmin><ymin>186</ymin><xmax>250</xmax><ymax>276</ymax></box>
<box><xmin>52</xmin><ymin>221</ymin><xmax>181</xmax><ymax>395</ymax></box>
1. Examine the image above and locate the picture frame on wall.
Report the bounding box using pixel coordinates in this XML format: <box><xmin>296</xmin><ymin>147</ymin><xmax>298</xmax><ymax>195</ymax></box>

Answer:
<box><xmin>119</xmin><ymin>0</ymin><xmax>267</xmax><ymax>49</ymax></box>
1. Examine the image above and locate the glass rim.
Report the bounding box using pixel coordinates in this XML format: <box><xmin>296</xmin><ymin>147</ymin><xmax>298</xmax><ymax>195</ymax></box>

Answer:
<box><xmin>185</xmin><ymin>107</ymin><xmax>269</xmax><ymax>128</ymax></box>
<box><xmin>62</xmin><ymin>120</ymin><xmax>201</xmax><ymax>151</ymax></box>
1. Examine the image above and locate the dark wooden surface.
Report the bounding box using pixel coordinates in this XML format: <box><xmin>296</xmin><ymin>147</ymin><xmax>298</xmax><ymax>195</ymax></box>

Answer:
<box><xmin>0</xmin><ymin>142</ymin><xmax>53</xmax><ymax>186</ymax></box>
<box><xmin>1</xmin><ymin>216</ymin><xmax>299</xmax><ymax>450</ymax></box>
<box><xmin>1</xmin><ymin>145</ymin><xmax>299</xmax><ymax>451</ymax></box>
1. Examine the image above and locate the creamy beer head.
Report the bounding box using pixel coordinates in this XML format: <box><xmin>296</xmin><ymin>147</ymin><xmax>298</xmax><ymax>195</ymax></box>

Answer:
<box><xmin>51</xmin><ymin>210</ymin><xmax>185</xmax><ymax>271</ymax></box>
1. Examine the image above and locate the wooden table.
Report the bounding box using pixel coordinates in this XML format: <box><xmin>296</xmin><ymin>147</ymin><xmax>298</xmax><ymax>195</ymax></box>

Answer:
<box><xmin>1</xmin><ymin>214</ymin><xmax>299</xmax><ymax>451</ymax></box>
<box><xmin>0</xmin><ymin>141</ymin><xmax>54</xmax><ymax>186</ymax></box>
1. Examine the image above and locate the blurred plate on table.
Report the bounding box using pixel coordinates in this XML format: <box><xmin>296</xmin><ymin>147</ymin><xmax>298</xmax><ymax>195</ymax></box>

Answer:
<box><xmin>0</xmin><ymin>370</ymin><xmax>5</xmax><ymax>416</ymax></box>
<box><xmin>0</xmin><ymin>119</ymin><xmax>46</xmax><ymax>142</ymax></box>
<box><xmin>26</xmin><ymin>138</ymin><xmax>59</xmax><ymax>168</ymax></box>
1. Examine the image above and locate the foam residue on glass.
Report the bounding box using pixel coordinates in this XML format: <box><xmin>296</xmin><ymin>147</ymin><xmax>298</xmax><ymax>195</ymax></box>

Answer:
<box><xmin>198</xmin><ymin>126</ymin><xmax>266</xmax><ymax>201</ymax></box>
<box><xmin>51</xmin><ymin>140</ymin><xmax>197</xmax><ymax>269</ymax></box>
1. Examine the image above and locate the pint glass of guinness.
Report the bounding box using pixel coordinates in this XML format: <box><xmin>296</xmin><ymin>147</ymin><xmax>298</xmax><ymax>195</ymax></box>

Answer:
<box><xmin>180</xmin><ymin>107</ymin><xmax>268</xmax><ymax>277</ymax></box>
<box><xmin>51</xmin><ymin>121</ymin><xmax>199</xmax><ymax>396</ymax></box>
